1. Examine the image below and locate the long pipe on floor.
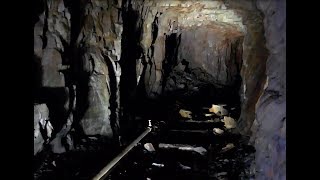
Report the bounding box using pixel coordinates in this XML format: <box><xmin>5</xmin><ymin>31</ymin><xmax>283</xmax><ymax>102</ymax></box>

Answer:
<box><xmin>92</xmin><ymin>123</ymin><xmax>152</xmax><ymax>180</ymax></box>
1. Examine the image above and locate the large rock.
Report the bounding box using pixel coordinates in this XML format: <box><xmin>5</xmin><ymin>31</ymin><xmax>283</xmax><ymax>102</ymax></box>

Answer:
<box><xmin>34</xmin><ymin>0</ymin><xmax>71</xmax><ymax>88</ymax></box>
<box><xmin>250</xmin><ymin>1</ymin><xmax>286</xmax><ymax>179</ymax></box>
<box><xmin>76</xmin><ymin>0</ymin><xmax>122</xmax><ymax>137</ymax></box>
<box><xmin>33</xmin><ymin>0</ymin><xmax>74</xmax><ymax>153</ymax></box>
<box><xmin>34</xmin><ymin>104</ymin><xmax>50</xmax><ymax>155</ymax></box>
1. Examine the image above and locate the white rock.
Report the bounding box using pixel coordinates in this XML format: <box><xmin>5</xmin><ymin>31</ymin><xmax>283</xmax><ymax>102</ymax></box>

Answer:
<box><xmin>178</xmin><ymin>162</ymin><xmax>191</xmax><ymax>170</ymax></box>
<box><xmin>179</xmin><ymin>109</ymin><xmax>192</xmax><ymax>118</ymax></box>
<box><xmin>222</xmin><ymin>116</ymin><xmax>237</xmax><ymax>129</ymax></box>
<box><xmin>152</xmin><ymin>163</ymin><xmax>164</xmax><ymax>168</ymax></box>
<box><xmin>213</xmin><ymin>128</ymin><xmax>224</xmax><ymax>135</ymax></box>
<box><xmin>144</xmin><ymin>143</ymin><xmax>156</xmax><ymax>152</ymax></box>
<box><xmin>193</xmin><ymin>147</ymin><xmax>207</xmax><ymax>155</ymax></box>
<box><xmin>209</xmin><ymin>104</ymin><xmax>228</xmax><ymax>116</ymax></box>
<box><xmin>221</xmin><ymin>143</ymin><xmax>235</xmax><ymax>152</ymax></box>
<box><xmin>46</xmin><ymin>121</ymin><xmax>54</xmax><ymax>138</ymax></box>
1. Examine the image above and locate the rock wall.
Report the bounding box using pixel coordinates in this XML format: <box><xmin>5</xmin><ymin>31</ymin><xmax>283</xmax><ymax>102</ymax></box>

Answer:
<box><xmin>34</xmin><ymin>0</ymin><xmax>71</xmax><ymax>88</ymax></box>
<box><xmin>34</xmin><ymin>4</ymin><xmax>285</xmax><ymax>179</ymax></box>
<box><xmin>34</xmin><ymin>0</ymin><xmax>75</xmax><ymax>154</ymax></box>
<box><xmin>33</xmin><ymin>0</ymin><xmax>123</xmax><ymax>155</ymax></box>
<box><xmin>34</xmin><ymin>104</ymin><xmax>52</xmax><ymax>155</ymax></box>
<box><xmin>250</xmin><ymin>0</ymin><xmax>286</xmax><ymax>179</ymax></box>
<box><xmin>177</xmin><ymin>27</ymin><xmax>243</xmax><ymax>87</ymax></box>
<box><xmin>163</xmin><ymin>26</ymin><xmax>244</xmax><ymax>100</ymax></box>
<box><xmin>223</xmin><ymin>0</ymin><xmax>269</xmax><ymax>135</ymax></box>
<box><xmin>76</xmin><ymin>0</ymin><xmax>122</xmax><ymax>138</ymax></box>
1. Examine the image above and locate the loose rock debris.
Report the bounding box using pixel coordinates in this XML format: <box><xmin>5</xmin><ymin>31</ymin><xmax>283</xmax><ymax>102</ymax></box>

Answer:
<box><xmin>152</xmin><ymin>163</ymin><xmax>165</xmax><ymax>168</ymax></box>
<box><xmin>222</xmin><ymin>116</ymin><xmax>237</xmax><ymax>129</ymax></box>
<box><xmin>179</xmin><ymin>109</ymin><xmax>192</xmax><ymax>118</ymax></box>
<box><xmin>221</xmin><ymin>143</ymin><xmax>235</xmax><ymax>152</ymax></box>
<box><xmin>144</xmin><ymin>143</ymin><xmax>156</xmax><ymax>152</ymax></box>
<box><xmin>177</xmin><ymin>162</ymin><xmax>192</xmax><ymax>170</ymax></box>
<box><xmin>213</xmin><ymin>128</ymin><xmax>224</xmax><ymax>135</ymax></box>
<box><xmin>205</xmin><ymin>113</ymin><xmax>215</xmax><ymax>117</ymax></box>
<box><xmin>209</xmin><ymin>104</ymin><xmax>228</xmax><ymax>116</ymax></box>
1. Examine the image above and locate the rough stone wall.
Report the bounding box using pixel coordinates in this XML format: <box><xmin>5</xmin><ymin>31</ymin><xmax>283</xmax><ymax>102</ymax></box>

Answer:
<box><xmin>76</xmin><ymin>0</ymin><xmax>122</xmax><ymax>138</ymax></box>
<box><xmin>176</xmin><ymin>26</ymin><xmax>243</xmax><ymax>87</ymax></box>
<box><xmin>34</xmin><ymin>104</ymin><xmax>51</xmax><ymax>155</ymax></box>
<box><xmin>161</xmin><ymin>26</ymin><xmax>244</xmax><ymax>106</ymax></box>
<box><xmin>34</xmin><ymin>0</ymin><xmax>71</xmax><ymax>88</ymax></box>
<box><xmin>223</xmin><ymin>0</ymin><xmax>269</xmax><ymax>135</ymax></box>
<box><xmin>250</xmin><ymin>0</ymin><xmax>286</xmax><ymax>179</ymax></box>
<box><xmin>34</xmin><ymin>0</ymin><xmax>74</xmax><ymax>154</ymax></box>
<box><xmin>33</xmin><ymin>0</ymin><xmax>123</xmax><ymax>155</ymax></box>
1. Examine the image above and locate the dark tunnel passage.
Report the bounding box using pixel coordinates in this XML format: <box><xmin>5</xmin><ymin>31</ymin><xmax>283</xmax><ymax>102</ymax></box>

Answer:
<box><xmin>33</xmin><ymin>0</ymin><xmax>286</xmax><ymax>179</ymax></box>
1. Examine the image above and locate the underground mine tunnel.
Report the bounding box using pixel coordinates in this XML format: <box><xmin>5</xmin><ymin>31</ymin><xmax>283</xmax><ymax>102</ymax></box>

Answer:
<box><xmin>33</xmin><ymin>0</ymin><xmax>286</xmax><ymax>179</ymax></box>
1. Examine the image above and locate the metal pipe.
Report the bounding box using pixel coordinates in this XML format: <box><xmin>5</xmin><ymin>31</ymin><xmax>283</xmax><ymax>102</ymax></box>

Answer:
<box><xmin>92</xmin><ymin>127</ymin><xmax>152</xmax><ymax>180</ymax></box>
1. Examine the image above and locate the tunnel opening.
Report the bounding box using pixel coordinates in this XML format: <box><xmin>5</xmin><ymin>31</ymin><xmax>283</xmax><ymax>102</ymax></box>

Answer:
<box><xmin>131</xmin><ymin>24</ymin><xmax>245</xmax><ymax>128</ymax></box>
<box><xmin>108</xmin><ymin>16</ymin><xmax>255</xmax><ymax>178</ymax></box>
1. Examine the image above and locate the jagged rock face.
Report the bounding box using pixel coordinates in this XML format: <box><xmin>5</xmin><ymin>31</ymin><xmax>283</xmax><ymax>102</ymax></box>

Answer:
<box><xmin>33</xmin><ymin>0</ymin><xmax>123</xmax><ymax>155</ymax></box>
<box><xmin>34</xmin><ymin>0</ymin><xmax>71</xmax><ymax>87</ymax></box>
<box><xmin>163</xmin><ymin>26</ymin><xmax>243</xmax><ymax>101</ymax></box>
<box><xmin>177</xmin><ymin>27</ymin><xmax>243</xmax><ymax>86</ymax></box>
<box><xmin>237</xmin><ymin>9</ymin><xmax>269</xmax><ymax>134</ymax></box>
<box><xmin>251</xmin><ymin>1</ymin><xmax>286</xmax><ymax>179</ymax></box>
<box><xmin>76</xmin><ymin>0</ymin><xmax>122</xmax><ymax>137</ymax></box>
<box><xmin>77</xmin><ymin>1</ymin><xmax>122</xmax><ymax>137</ymax></box>
<box><xmin>34</xmin><ymin>104</ymin><xmax>51</xmax><ymax>155</ymax></box>
<box><xmin>34</xmin><ymin>0</ymin><xmax>75</xmax><ymax>155</ymax></box>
